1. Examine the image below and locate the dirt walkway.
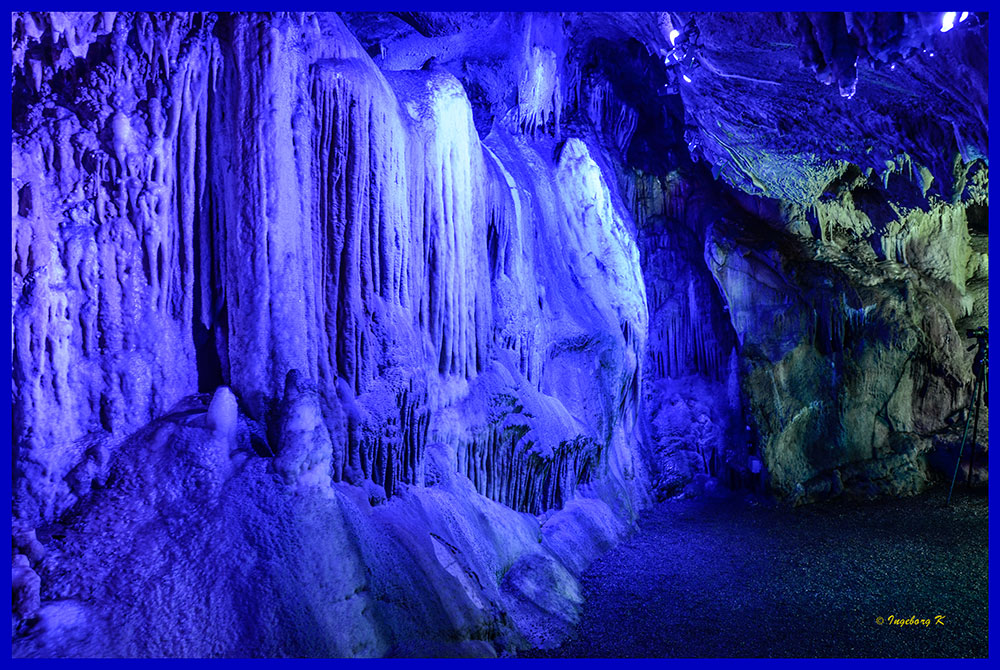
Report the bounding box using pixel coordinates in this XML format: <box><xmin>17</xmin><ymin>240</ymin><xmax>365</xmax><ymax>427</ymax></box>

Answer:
<box><xmin>522</xmin><ymin>486</ymin><xmax>988</xmax><ymax>658</ymax></box>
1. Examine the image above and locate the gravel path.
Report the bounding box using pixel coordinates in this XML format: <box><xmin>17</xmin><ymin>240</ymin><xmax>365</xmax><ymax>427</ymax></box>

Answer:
<box><xmin>522</xmin><ymin>486</ymin><xmax>988</xmax><ymax>658</ymax></box>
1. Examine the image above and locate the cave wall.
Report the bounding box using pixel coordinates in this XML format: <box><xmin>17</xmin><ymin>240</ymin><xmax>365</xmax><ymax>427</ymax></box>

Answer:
<box><xmin>11</xmin><ymin>11</ymin><xmax>648</xmax><ymax>520</ymax></box>
<box><xmin>629</xmin><ymin>170</ymin><xmax>745</xmax><ymax>498</ymax></box>
<box><xmin>11</xmin><ymin>11</ymin><xmax>650</xmax><ymax>656</ymax></box>
<box><xmin>591</xmin><ymin>10</ymin><xmax>989</xmax><ymax>502</ymax></box>
<box><xmin>675</xmin><ymin>12</ymin><xmax>990</xmax><ymax>501</ymax></box>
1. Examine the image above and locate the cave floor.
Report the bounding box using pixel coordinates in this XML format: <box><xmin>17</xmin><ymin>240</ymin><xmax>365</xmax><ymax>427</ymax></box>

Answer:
<box><xmin>521</xmin><ymin>485</ymin><xmax>988</xmax><ymax>658</ymax></box>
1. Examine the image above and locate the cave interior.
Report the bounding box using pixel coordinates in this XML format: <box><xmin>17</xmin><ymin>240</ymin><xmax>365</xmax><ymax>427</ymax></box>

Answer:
<box><xmin>9</xmin><ymin>10</ymin><xmax>990</xmax><ymax>658</ymax></box>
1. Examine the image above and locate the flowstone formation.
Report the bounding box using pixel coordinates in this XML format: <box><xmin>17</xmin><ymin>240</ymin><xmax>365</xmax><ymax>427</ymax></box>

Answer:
<box><xmin>10</xmin><ymin>11</ymin><xmax>988</xmax><ymax>657</ymax></box>
<box><xmin>11</xmin><ymin>12</ymin><xmax>647</xmax><ymax>656</ymax></box>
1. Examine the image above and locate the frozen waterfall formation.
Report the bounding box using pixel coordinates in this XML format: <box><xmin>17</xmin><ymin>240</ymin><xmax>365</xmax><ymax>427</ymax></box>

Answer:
<box><xmin>11</xmin><ymin>12</ymin><xmax>988</xmax><ymax>657</ymax></box>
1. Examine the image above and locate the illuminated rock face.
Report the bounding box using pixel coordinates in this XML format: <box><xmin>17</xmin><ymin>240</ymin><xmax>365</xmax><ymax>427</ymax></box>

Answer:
<box><xmin>10</xmin><ymin>11</ymin><xmax>988</xmax><ymax>657</ymax></box>
<box><xmin>10</xmin><ymin>13</ymin><xmax>646</xmax><ymax>656</ymax></box>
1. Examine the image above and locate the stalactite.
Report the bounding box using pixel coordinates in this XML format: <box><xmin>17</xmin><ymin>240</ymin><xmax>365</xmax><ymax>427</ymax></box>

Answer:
<box><xmin>586</xmin><ymin>77</ymin><xmax>639</xmax><ymax>156</ymax></box>
<box><xmin>453</xmin><ymin>421</ymin><xmax>605</xmax><ymax>515</ymax></box>
<box><xmin>10</xmin><ymin>12</ymin><xmax>215</xmax><ymax>522</ymax></box>
<box><xmin>12</xmin><ymin>12</ymin><xmax>650</xmax><ymax>528</ymax></box>
<box><xmin>516</xmin><ymin>45</ymin><xmax>561</xmax><ymax>139</ymax></box>
<box><xmin>640</xmin><ymin>225</ymin><xmax>733</xmax><ymax>384</ymax></box>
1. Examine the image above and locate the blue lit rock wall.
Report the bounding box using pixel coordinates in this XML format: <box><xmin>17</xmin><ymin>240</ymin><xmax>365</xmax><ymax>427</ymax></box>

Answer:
<box><xmin>11</xmin><ymin>12</ymin><xmax>210</xmax><ymax>522</ymax></box>
<box><xmin>628</xmin><ymin>170</ymin><xmax>745</xmax><ymax>498</ymax></box>
<box><xmin>11</xmin><ymin>12</ymin><xmax>648</xmax><ymax>656</ymax></box>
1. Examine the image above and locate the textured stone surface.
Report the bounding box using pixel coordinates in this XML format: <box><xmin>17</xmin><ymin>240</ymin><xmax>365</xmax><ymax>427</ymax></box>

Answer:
<box><xmin>11</xmin><ymin>11</ymin><xmax>649</xmax><ymax>656</ymax></box>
